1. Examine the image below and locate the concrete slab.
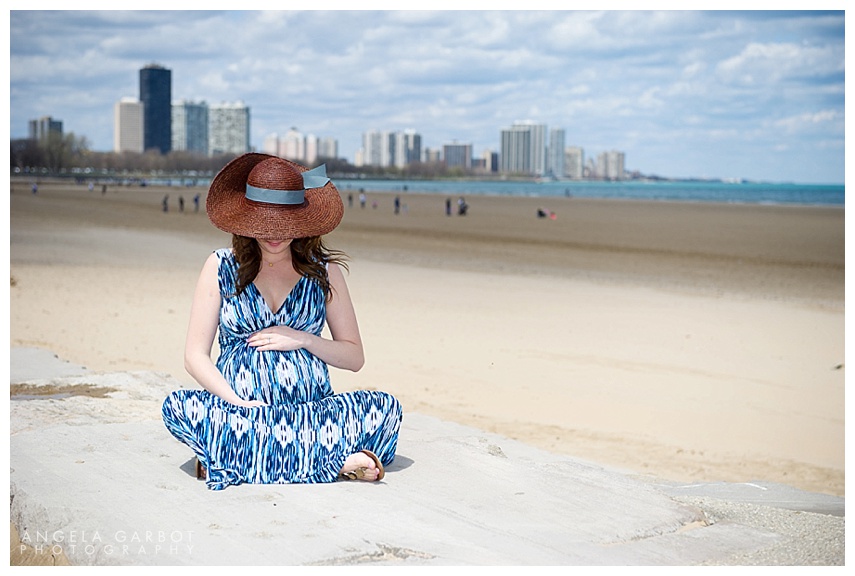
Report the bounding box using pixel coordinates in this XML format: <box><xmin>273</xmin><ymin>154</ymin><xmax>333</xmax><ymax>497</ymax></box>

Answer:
<box><xmin>8</xmin><ymin>350</ymin><xmax>845</xmax><ymax>565</ymax></box>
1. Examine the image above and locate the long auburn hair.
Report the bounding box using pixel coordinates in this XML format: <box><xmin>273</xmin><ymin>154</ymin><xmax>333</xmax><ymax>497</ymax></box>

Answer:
<box><xmin>231</xmin><ymin>235</ymin><xmax>348</xmax><ymax>300</ymax></box>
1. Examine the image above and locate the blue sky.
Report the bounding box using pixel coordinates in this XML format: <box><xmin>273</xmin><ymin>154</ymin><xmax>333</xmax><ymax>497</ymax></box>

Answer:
<box><xmin>8</xmin><ymin>8</ymin><xmax>846</xmax><ymax>183</ymax></box>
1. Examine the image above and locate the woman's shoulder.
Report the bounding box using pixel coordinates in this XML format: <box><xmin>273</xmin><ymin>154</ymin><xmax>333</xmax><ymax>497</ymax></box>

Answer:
<box><xmin>210</xmin><ymin>247</ymin><xmax>237</xmax><ymax>265</ymax></box>
<box><xmin>203</xmin><ymin>247</ymin><xmax>236</xmax><ymax>275</ymax></box>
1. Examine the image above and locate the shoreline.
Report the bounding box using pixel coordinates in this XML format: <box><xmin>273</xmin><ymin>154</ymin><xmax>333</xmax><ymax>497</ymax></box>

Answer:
<box><xmin>9</xmin><ymin>180</ymin><xmax>845</xmax><ymax>497</ymax></box>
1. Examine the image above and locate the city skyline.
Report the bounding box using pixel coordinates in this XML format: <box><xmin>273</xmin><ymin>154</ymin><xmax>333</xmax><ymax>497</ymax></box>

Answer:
<box><xmin>9</xmin><ymin>9</ymin><xmax>846</xmax><ymax>184</ymax></box>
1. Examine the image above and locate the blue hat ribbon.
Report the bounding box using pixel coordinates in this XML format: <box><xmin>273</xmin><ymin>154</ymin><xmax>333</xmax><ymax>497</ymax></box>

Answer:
<box><xmin>245</xmin><ymin>164</ymin><xmax>330</xmax><ymax>205</ymax></box>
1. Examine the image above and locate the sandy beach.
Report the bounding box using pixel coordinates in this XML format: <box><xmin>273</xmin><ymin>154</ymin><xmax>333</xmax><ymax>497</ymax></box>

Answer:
<box><xmin>9</xmin><ymin>178</ymin><xmax>845</xmax><ymax>497</ymax></box>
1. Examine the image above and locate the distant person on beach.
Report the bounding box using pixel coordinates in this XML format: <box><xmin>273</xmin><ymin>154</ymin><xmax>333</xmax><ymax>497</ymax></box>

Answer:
<box><xmin>446</xmin><ymin>198</ymin><xmax>452</xmax><ymax>216</ymax></box>
<box><xmin>394</xmin><ymin>196</ymin><xmax>401</xmax><ymax>215</ymax></box>
<box><xmin>193</xmin><ymin>193</ymin><xmax>201</xmax><ymax>212</ymax></box>
<box><xmin>457</xmin><ymin>196</ymin><xmax>468</xmax><ymax>216</ymax></box>
<box><xmin>359</xmin><ymin>191</ymin><xmax>366</xmax><ymax>209</ymax></box>
<box><xmin>31</xmin><ymin>183</ymin><xmax>37</xmax><ymax>195</ymax></box>
<box><xmin>161</xmin><ymin>153</ymin><xmax>402</xmax><ymax>490</ymax></box>
<box><xmin>537</xmin><ymin>207</ymin><xmax>556</xmax><ymax>219</ymax></box>
<box><xmin>162</xmin><ymin>194</ymin><xmax>169</xmax><ymax>213</ymax></box>
<box><xmin>178</xmin><ymin>196</ymin><xmax>185</xmax><ymax>213</ymax></box>
<box><xmin>348</xmin><ymin>193</ymin><xmax>353</xmax><ymax>208</ymax></box>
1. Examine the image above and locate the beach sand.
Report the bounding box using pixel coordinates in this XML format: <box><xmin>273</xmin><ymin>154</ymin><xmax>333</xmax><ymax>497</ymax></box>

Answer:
<box><xmin>9</xmin><ymin>178</ymin><xmax>845</xmax><ymax>497</ymax></box>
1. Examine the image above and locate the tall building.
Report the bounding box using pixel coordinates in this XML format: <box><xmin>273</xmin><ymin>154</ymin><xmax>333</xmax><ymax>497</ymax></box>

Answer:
<box><xmin>379</xmin><ymin>132</ymin><xmax>393</xmax><ymax>168</ymax></box>
<box><xmin>443</xmin><ymin>142</ymin><xmax>472</xmax><ymax>170</ymax></box>
<box><xmin>262</xmin><ymin>133</ymin><xmax>280</xmax><ymax>156</ymax></box>
<box><xmin>304</xmin><ymin>134</ymin><xmax>319</xmax><ymax>165</ymax></box>
<box><xmin>361</xmin><ymin>130</ymin><xmax>384</xmax><ymax>167</ymax></box>
<box><xmin>318</xmin><ymin>137</ymin><xmax>338</xmax><ymax>160</ymax></box>
<box><xmin>209</xmin><ymin>101</ymin><xmax>250</xmax><ymax>155</ymax></box>
<box><xmin>564</xmin><ymin>146</ymin><xmax>585</xmax><ymax>180</ymax></box>
<box><xmin>171</xmin><ymin>100</ymin><xmax>208</xmax><ymax>155</ymax></box>
<box><xmin>28</xmin><ymin>116</ymin><xmax>63</xmax><ymax>143</ymax></box>
<box><xmin>547</xmin><ymin>129</ymin><xmax>565</xmax><ymax>178</ymax></box>
<box><xmin>360</xmin><ymin>129</ymin><xmax>423</xmax><ymax>168</ymax></box>
<box><xmin>264</xmin><ymin>131</ymin><xmax>337</xmax><ymax>163</ymax></box>
<box><xmin>586</xmin><ymin>157</ymin><xmax>597</xmax><ymax>179</ymax></box>
<box><xmin>280</xmin><ymin>127</ymin><xmax>305</xmax><ymax>161</ymax></box>
<box><xmin>500</xmin><ymin>124</ymin><xmax>530</xmax><ymax>175</ymax></box>
<box><xmin>423</xmin><ymin>148</ymin><xmax>442</xmax><ymax>164</ymax></box>
<box><xmin>353</xmin><ymin>148</ymin><xmax>365</xmax><ymax>166</ymax></box>
<box><xmin>598</xmin><ymin>150</ymin><xmax>626</xmax><ymax>180</ymax></box>
<box><xmin>139</xmin><ymin>63</ymin><xmax>172</xmax><ymax>154</ymax></box>
<box><xmin>113</xmin><ymin>98</ymin><xmax>144</xmax><ymax>153</ymax></box>
<box><xmin>393</xmin><ymin>129</ymin><xmax>422</xmax><ymax>168</ymax></box>
<box><xmin>390</xmin><ymin>132</ymin><xmax>406</xmax><ymax>168</ymax></box>
<box><xmin>480</xmin><ymin>149</ymin><xmax>499</xmax><ymax>173</ymax></box>
<box><xmin>500</xmin><ymin>121</ymin><xmax>546</xmax><ymax>176</ymax></box>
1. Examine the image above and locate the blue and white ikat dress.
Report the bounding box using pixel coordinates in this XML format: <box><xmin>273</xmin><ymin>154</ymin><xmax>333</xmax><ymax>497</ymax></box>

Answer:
<box><xmin>162</xmin><ymin>248</ymin><xmax>402</xmax><ymax>490</ymax></box>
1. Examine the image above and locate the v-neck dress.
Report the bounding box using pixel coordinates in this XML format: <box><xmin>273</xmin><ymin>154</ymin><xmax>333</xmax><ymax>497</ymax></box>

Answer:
<box><xmin>162</xmin><ymin>248</ymin><xmax>403</xmax><ymax>490</ymax></box>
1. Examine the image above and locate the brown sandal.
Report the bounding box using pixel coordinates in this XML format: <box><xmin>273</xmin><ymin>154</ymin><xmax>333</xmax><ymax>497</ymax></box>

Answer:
<box><xmin>339</xmin><ymin>449</ymin><xmax>385</xmax><ymax>481</ymax></box>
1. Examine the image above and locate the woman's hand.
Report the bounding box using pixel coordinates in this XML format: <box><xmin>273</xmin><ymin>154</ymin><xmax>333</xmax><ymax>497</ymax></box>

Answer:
<box><xmin>247</xmin><ymin>325</ymin><xmax>309</xmax><ymax>352</ymax></box>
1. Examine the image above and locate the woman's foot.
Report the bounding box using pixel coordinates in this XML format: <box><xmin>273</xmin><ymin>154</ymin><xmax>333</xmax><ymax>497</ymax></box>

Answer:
<box><xmin>338</xmin><ymin>450</ymin><xmax>385</xmax><ymax>481</ymax></box>
<box><xmin>195</xmin><ymin>457</ymin><xmax>207</xmax><ymax>480</ymax></box>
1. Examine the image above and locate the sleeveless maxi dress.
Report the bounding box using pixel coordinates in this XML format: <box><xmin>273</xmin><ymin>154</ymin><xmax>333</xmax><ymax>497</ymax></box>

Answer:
<box><xmin>162</xmin><ymin>249</ymin><xmax>403</xmax><ymax>490</ymax></box>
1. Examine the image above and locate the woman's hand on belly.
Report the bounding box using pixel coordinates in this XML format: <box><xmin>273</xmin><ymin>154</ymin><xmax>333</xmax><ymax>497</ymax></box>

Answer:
<box><xmin>247</xmin><ymin>325</ymin><xmax>309</xmax><ymax>352</ymax></box>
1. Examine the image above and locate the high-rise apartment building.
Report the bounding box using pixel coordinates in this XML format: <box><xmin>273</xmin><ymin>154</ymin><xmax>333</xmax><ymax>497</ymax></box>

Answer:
<box><xmin>400</xmin><ymin>130</ymin><xmax>421</xmax><ymax>166</ymax></box>
<box><xmin>547</xmin><ymin>129</ymin><xmax>565</xmax><ymax>178</ymax></box>
<box><xmin>360</xmin><ymin>129</ymin><xmax>423</xmax><ymax>168</ymax></box>
<box><xmin>209</xmin><ymin>101</ymin><xmax>250</xmax><ymax>155</ymax></box>
<box><xmin>262</xmin><ymin>133</ymin><xmax>280</xmax><ymax>156</ymax></box>
<box><xmin>379</xmin><ymin>132</ymin><xmax>393</xmax><ymax>168</ymax></box>
<box><xmin>304</xmin><ymin>134</ymin><xmax>319</xmax><ymax>165</ymax></box>
<box><xmin>500</xmin><ymin>124</ymin><xmax>530</xmax><ymax>175</ymax></box>
<box><xmin>113</xmin><ymin>98</ymin><xmax>144</xmax><ymax>153</ymax></box>
<box><xmin>598</xmin><ymin>150</ymin><xmax>626</xmax><ymax>180</ymax></box>
<box><xmin>586</xmin><ymin>158</ymin><xmax>597</xmax><ymax>179</ymax></box>
<box><xmin>280</xmin><ymin>127</ymin><xmax>305</xmax><ymax>161</ymax></box>
<box><xmin>564</xmin><ymin>146</ymin><xmax>585</xmax><ymax>180</ymax></box>
<box><xmin>171</xmin><ymin>100</ymin><xmax>209</xmax><ymax>155</ymax></box>
<box><xmin>500</xmin><ymin>121</ymin><xmax>546</xmax><ymax>176</ymax></box>
<box><xmin>480</xmin><ymin>149</ymin><xmax>499</xmax><ymax>173</ymax></box>
<box><xmin>262</xmin><ymin>132</ymin><xmax>337</xmax><ymax>163</ymax></box>
<box><xmin>443</xmin><ymin>142</ymin><xmax>472</xmax><ymax>170</ymax></box>
<box><xmin>139</xmin><ymin>63</ymin><xmax>172</xmax><ymax>154</ymax></box>
<box><xmin>423</xmin><ymin>148</ymin><xmax>442</xmax><ymax>164</ymax></box>
<box><xmin>28</xmin><ymin>116</ymin><xmax>63</xmax><ymax>143</ymax></box>
<box><xmin>318</xmin><ymin>137</ymin><xmax>338</xmax><ymax>160</ymax></box>
<box><xmin>360</xmin><ymin>130</ymin><xmax>384</xmax><ymax>167</ymax></box>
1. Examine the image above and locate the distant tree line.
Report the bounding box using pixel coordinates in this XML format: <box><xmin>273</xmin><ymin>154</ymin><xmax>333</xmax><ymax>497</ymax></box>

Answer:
<box><xmin>10</xmin><ymin>136</ymin><xmax>495</xmax><ymax>181</ymax></box>
<box><xmin>11</xmin><ymin>135</ymin><xmax>240</xmax><ymax>177</ymax></box>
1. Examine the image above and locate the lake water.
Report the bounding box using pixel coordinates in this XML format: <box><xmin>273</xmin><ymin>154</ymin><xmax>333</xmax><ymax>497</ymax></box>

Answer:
<box><xmin>334</xmin><ymin>178</ymin><xmax>844</xmax><ymax>207</ymax></box>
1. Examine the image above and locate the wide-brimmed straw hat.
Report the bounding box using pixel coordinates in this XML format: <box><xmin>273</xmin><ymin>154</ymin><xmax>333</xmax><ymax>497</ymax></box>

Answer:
<box><xmin>206</xmin><ymin>153</ymin><xmax>344</xmax><ymax>239</ymax></box>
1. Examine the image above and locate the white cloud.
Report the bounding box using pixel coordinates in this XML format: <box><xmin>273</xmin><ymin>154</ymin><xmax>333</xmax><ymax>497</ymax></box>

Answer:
<box><xmin>716</xmin><ymin>41</ymin><xmax>843</xmax><ymax>86</ymax></box>
<box><xmin>775</xmin><ymin>109</ymin><xmax>843</xmax><ymax>134</ymax></box>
